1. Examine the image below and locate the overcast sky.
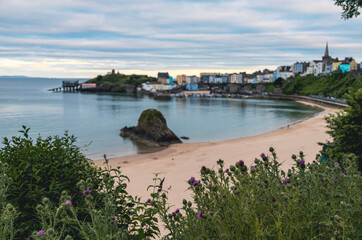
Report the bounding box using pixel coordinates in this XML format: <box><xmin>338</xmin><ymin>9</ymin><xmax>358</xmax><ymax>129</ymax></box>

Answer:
<box><xmin>0</xmin><ymin>0</ymin><xmax>361</xmax><ymax>78</ymax></box>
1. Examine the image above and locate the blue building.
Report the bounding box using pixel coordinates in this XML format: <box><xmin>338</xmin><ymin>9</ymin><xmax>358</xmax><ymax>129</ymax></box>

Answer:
<box><xmin>186</xmin><ymin>84</ymin><xmax>199</xmax><ymax>91</ymax></box>
<box><xmin>168</xmin><ymin>76</ymin><xmax>174</xmax><ymax>84</ymax></box>
<box><xmin>339</xmin><ymin>64</ymin><xmax>350</xmax><ymax>73</ymax></box>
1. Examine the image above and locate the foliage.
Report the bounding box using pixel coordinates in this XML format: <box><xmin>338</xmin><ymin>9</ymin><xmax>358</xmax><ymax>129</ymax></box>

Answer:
<box><xmin>31</xmin><ymin>158</ymin><xmax>159</xmax><ymax>240</ymax></box>
<box><xmin>87</xmin><ymin>73</ymin><xmax>156</xmax><ymax>91</ymax></box>
<box><xmin>334</xmin><ymin>0</ymin><xmax>362</xmax><ymax>19</ymax></box>
<box><xmin>152</xmin><ymin>148</ymin><xmax>362</xmax><ymax>239</ymax></box>
<box><xmin>323</xmin><ymin>89</ymin><xmax>362</xmax><ymax>170</ymax></box>
<box><xmin>0</xmin><ymin>162</ymin><xmax>17</xmax><ymax>240</ymax></box>
<box><xmin>282</xmin><ymin>72</ymin><xmax>362</xmax><ymax>98</ymax></box>
<box><xmin>0</xmin><ymin>129</ymin><xmax>159</xmax><ymax>239</ymax></box>
<box><xmin>0</xmin><ymin>127</ymin><xmax>101</xmax><ymax>238</ymax></box>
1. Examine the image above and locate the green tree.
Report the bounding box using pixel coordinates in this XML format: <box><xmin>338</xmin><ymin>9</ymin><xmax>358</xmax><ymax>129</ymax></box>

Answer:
<box><xmin>324</xmin><ymin>89</ymin><xmax>362</xmax><ymax>170</ymax></box>
<box><xmin>334</xmin><ymin>0</ymin><xmax>362</xmax><ymax>19</ymax></box>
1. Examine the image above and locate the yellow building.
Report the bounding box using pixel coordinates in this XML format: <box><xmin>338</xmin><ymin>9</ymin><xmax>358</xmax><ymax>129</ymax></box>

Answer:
<box><xmin>349</xmin><ymin>59</ymin><xmax>358</xmax><ymax>71</ymax></box>
<box><xmin>332</xmin><ymin>62</ymin><xmax>342</xmax><ymax>71</ymax></box>
<box><xmin>176</xmin><ymin>75</ymin><xmax>186</xmax><ymax>85</ymax></box>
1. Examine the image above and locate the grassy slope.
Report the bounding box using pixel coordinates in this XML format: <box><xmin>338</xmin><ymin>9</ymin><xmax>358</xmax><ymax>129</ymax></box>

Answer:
<box><xmin>86</xmin><ymin>73</ymin><xmax>157</xmax><ymax>89</ymax></box>
<box><xmin>282</xmin><ymin>73</ymin><xmax>362</xmax><ymax>98</ymax></box>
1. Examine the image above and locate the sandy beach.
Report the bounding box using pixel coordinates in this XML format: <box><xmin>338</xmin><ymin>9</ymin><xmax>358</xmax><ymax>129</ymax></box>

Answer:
<box><xmin>94</xmin><ymin>101</ymin><xmax>338</xmax><ymax>207</ymax></box>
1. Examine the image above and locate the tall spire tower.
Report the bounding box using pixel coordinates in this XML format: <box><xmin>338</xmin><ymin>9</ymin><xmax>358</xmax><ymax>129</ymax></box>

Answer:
<box><xmin>324</xmin><ymin>42</ymin><xmax>329</xmax><ymax>57</ymax></box>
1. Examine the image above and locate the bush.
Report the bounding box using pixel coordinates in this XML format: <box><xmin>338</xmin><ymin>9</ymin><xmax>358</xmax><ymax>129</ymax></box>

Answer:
<box><xmin>0</xmin><ymin>162</ymin><xmax>17</xmax><ymax>240</ymax></box>
<box><xmin>323</xmin><ymin>89</ymin><xmax>362</xmax><ymax>170</ymax></box>
<box><xmin>152</xmin><ymin>148</ymin><xmax>362</xmax><ymax>239</ymax></box>
<box><xmin>0</xmin><ymin>128</ymin><xmax>159</xmax><ymax>239</ymax></box>
<box><xmin>31</xmin><ymin>158</ymin><xmax>159</xmax><ymax>240</ymax></box>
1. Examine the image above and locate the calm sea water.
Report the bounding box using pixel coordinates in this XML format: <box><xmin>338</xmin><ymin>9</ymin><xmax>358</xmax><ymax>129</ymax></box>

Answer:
<box><xmin>0</xmin><ymin>77</ymin><xmax>321</xmax><ymax>159</ymax></box>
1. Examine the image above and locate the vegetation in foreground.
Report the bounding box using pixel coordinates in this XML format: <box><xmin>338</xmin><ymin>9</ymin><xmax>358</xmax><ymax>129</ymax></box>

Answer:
<box><xmin>0</xmin><ymin>90</ymin><xmax>361</xmax><ymax>239</ymax></box>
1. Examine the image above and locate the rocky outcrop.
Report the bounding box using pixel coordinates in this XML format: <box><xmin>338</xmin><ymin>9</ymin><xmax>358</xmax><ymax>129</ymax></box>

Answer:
<box><xmin>120</xmin><ymin>109</ymin><xmax>182</xmax><ymax>147</ymax></box>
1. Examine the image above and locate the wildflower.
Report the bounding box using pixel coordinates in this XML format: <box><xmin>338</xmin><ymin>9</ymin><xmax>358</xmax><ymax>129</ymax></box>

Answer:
<box><xmin>146</xmin><ymin>198</ymin><xmax>151</xmax><ymax>203</ymax></box>
<box><xmin>175</xmin><ymin>209</ymin><xmax>180</xmax><ymax>214</ymax></box>
<box><xmin>111</xmin><ymin>216</ymin><xmax>116</xmax><ymax>220</ymax></box>
<box><xmin>340</xmin><ymin>173</ymin><xmax>345</xmax><ymax>176</ymax></box>
<box><xmin>201</xmin><ymin>166</ymin><xmax>206</xmax><ymax>171</ymax></box>
<box><xmin>283</xmin><ymin>178</ymin><xmax>291</xmax><ymax>184</ymax></box>
<box><xmin>250</xmin><ymin>165</ymin><xmax>257</xmax><ymax>169</ymax></box>
<box><xmin>6</xmin><ymin>212</ymin><xmax>11</xmax><ymax>216</ymax></box>
<box><xmin>360</xmin><ymin>202</ymin><xmax>362</xmax><ymax>206</ymax></box>
<box><xmin>313</xmin><ymin>160</ymin><xmax>316</xmax><ymax>164</ymax></box>
<box><xmin>224</xmin><ymin>168</ymin><xmax>229</xmax><ymax>173</ymax></box>
<box><xmin>66</xmin><ymin>200</ymin><xmax>72</xmax><ymax>206</ymax></box>
<box><xmin>189</xmin><ymin>177</ymin><xmax>195</xmax><ymax>184</ymax></box>
<box><xmin>237</xmin><ymin>160</ymin><xmax>244</xmax><ymax>167</ymax></box>
<box><xmin>299</xmin><ymin>159</ymin><xmax>305</xmax><ymax>165</ymax></box>
<box><xmin>280</xmin><ymin>192</ymin><xmax>285</xmax><ymax>196</ymax></box>
<box><xmin>83</xmin><ymin>189</ymin><xmax>90</xmax><ymax>195</ymax></box>
<box><xmin>38</xmin><ymin>230</ymin><xmax>45</xmax><ymax>236</ymax></box>
<box><xmin>243</xmin><ymin>197</ymin><xmax>247</xmax><ymax>200</ymax></box>
<box><xmin>260</xmin><ymin>153</ymin><xmax>265</xmax><ymax>158</ymax></box>
<box><xmin>334</xmin><ymin>162</ymin><xmax>339</xmax><ymax>166</ymax></box>
<box><xmin>197</xmin><ymin>211</ymin><xmax>203</xmax><ymax>218</ymax></box>
<box><xmin>333</xmin><ymin>179</ymin><xmax>338</xmax><ymax>183</ymax></box>
<box><xmin>192</xmin><ymin>181</ymin><xmax>199</xmax><ymax>187</ymax></box>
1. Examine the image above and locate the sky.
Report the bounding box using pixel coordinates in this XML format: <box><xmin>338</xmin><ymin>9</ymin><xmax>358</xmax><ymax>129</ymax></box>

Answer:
<box><xmin>0</xmin><ymin>0</ymin><xmax>361</xmax><ymax>78</ymax></box>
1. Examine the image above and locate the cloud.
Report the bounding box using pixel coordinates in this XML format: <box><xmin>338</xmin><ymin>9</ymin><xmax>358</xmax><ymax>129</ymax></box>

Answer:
<box><xmin>0</xmin><ymin>0</ymin><xmax>361</xmax><ymax>77</ymax></box>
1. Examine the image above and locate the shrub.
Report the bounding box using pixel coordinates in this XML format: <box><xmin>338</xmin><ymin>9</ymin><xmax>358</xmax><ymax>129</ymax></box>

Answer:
<box><xmin>323</xmin><ymin>89</ymin><xmax>362</xmax><ymax>170</ymax></box>
<box><xmin>0</xmin><ymin>128</ymin><xmax>159</xmax><ymax>239</ymax></box>
<box><xmin>152</xmin><ymin>148</ymin><xmax>362</xmax><ymax>239</ymax></box>
<box><xmin>31</xmin><ymin>158</ymin><xmax>159</xmax><ymax>239</ymax></box>
<box><xmin>0</xmin><ymin>127</ymin><xmax>101</xmax><ymax>238</ymax></box>
<box><xmin>0</xmin><ymin>162</ymin><xmax>17</xmax><ymax>240</ymax></box>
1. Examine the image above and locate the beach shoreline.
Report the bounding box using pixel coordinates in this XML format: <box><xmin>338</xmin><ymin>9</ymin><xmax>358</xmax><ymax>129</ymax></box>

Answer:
<box><xmin>94</xmin><ymin>101</ymin><xmax>338</xmax><ymax>207</ymax></box>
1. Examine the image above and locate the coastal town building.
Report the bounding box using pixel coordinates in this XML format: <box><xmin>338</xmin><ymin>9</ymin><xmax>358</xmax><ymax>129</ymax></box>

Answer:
<box><xmin>157</xmin><ymin>72</ymin><xmax>169</xmax><ymax>84</ymax></box>
<box><xmin>176</xmin><ymin>75</ymin><xmax>187</xmax><ymax>85</ymax></box>
<box><xmin>293</xmin><ymin>62</ymin><xmax>309</xmax><ymax>74</ymax></box>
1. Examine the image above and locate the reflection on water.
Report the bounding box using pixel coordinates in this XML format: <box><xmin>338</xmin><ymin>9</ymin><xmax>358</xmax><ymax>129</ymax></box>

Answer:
<box><xmin>0</xmin><ymin>78</ymin><xmax>322</xmax><ymax>160</ymax></box>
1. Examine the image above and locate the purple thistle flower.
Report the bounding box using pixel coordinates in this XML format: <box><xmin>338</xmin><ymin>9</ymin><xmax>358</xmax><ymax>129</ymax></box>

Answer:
<box><xmin>334</xmin><ymin>162</ymin><xmax>339</xmax><ymax>166</ymax></box>
<box><xmin>37</xmin><ymin>230</ymin><xmax>45</xmax><ymax>236</ymax></box>
<box><xmin>313</xmin><ymin>160</ymin><xmax>316</xmax><ymax>164</ymax></box>
<box><xmin>238</xmin><ymin>160</ymin><xmax>244</xmax><ymax>167</ymax></box>
<box><xmin>175</xmin><ymin>209</ymin><xmax>180</xmax><ymax>213</ymax></box>
<box><xmin>283</xmin><ymin>178</ymin><xmax>291</xmax><ymax>184</ymax></box>
<box><xmin>360</xmin><ymin>202</ymin><xmax>362</xmax><ymax>206</ymax></box>
<box><xmin>111</xmin><ymin>216</ymin><xmax>116</xmax><ymax>220</ymax></box>
<box><xmin>224</xmin><ymin>168</ymin><xmax>229</xmax><ymax>173</ymax></box>
<box><xmin>299</xmin><ymin>159</ymin><xmax>305</xmax><ymax>165</ymax></box>
<box><xmin>243</xmin><ymin>197</ymin><xmax>247</xmax><ymax>200</ymax></box>
<box><xmin>250</xmin><ymin>165</ymin><xmax>257</xmax><ymax>169</ymax></box>
<box><xmin>260</xmin><ymin>153</ymin><xmax>265</xmax><ymax>158</ymax></box>
<box><xmin>146</xmin><ymin>198</ymin><xmax>151</xmax><ymax>203</ymax></box>
<box><xmin>66</xmin><ymin>200</ymin><xmax>72</xmax><ymax>206</ymax></box>
<box><xmin>189</xmin><ymin>177</ymin><xmax>195</xmax><ymax>184</ymax></box>
<box><xmin>340</xmin><ymin>173</ymin><xmax>345</xmax><ymax>176</ymax></box>
<box><xmin>197</xmin><ymin>210</ymin><xmax>203</xmax><ymax>218</ymax></box>
<box><xmin>83</xmin><ymin>189</ymin><xmax>90</xmax><ymax>195</ymax></box>
<box><xmin>192</xmin><ymin>181</ymin><xmax>199</xmax><ymax>186</ymax></box>
<box><xmin>333</xmin><ymin>179</ymin><xmax>338</xmax><ymax>183</ymax></box>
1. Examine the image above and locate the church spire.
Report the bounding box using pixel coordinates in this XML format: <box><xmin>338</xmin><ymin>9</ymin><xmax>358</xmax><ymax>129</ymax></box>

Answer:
<box><xmin>324</xmin><ymin>42</ymin><xmax>329</xmax><ymax>57</ymax></box>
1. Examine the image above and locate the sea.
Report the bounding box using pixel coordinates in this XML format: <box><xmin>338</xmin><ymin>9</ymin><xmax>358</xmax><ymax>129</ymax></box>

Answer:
<box><xmin>0</xmin><ymin>77</ymin><xmax>321</xmax><ymax>160</ymax></box>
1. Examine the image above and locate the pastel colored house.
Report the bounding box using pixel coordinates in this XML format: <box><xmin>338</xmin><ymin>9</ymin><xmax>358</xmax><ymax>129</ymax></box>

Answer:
<box><xmin>186</xmin><ymin>84</ymin><xmax>199</xmax><ymax>91</ymax></box>
<box><xmin>332</xmin><ymin>62</ymin><xmax>342</xmax><ymax>71</ymax></box>
<box><xmin>176</xmin><ymin>75</ymin><xmax>187</xmax><ymax>85</ymax></box>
